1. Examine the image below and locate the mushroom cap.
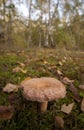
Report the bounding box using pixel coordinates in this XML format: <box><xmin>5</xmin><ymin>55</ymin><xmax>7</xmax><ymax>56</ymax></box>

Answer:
<box><xmin>20</xmin><ymin>77</ymin><xmax>66</xmax><ymax>102</ymax></box>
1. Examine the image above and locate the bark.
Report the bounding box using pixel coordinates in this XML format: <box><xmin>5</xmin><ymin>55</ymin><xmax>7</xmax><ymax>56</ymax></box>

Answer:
<box><xmin>27</xmin><ymin>0</ymin><xmax>32</xmax><ymax>48</ymax></box>
<box><xmin>38</xmin><ymin>0</ymin><xmax>43</xmax><ymax>48</ymax></box>
<box><xmin>3</xmin><ymin>0</ymin><xmax>7</xmax><ymax>43</ymax></box>
<box><xmin>8</xmin><ymin>0</ymin><xmax>12</xmax><ymax>45</ymax></box>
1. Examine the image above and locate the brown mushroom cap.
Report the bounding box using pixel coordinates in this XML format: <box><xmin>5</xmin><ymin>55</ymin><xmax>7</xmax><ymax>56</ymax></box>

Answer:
<box><xmin>20</xmin><ymin>77</ymin><xmax>66</xmax><ymax>102</ymax></box>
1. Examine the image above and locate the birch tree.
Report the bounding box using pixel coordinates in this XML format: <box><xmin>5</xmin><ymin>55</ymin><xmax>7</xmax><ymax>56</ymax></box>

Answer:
<box><xmin>25</xmin><ymin>0</ymin><xmax>32</xmax><ymax>48</ymax></box>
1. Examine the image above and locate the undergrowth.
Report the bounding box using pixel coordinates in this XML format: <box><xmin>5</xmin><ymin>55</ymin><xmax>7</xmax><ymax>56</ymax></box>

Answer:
<box><xmin>0</xmin><ymin>49</ymin><xmax>84</xmax><ymax>130</ymax></box>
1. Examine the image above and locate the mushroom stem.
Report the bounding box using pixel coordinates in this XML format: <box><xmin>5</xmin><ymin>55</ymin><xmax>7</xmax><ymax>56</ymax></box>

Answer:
<box><xmin>38</xmin><ymin>101</ymin><xmax>48</xmax><ymax>112</ymax></box>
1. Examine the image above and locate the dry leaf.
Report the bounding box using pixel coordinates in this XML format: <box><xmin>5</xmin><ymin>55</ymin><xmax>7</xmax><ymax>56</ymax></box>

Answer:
<box><xmin>81</xmin><ymin>98</ymin><xmax>84</xmax><ymax>112</ymax></box>
<box><xmin>48</xmin><ymin>65</ymin><xmax>56</xmax><ymax>71</ymax></box>
<box><xmin>20</xmin><ymin>69</ymin><xmax>27</xmax><ymax>74</ymax></box>
<box><xmin>59</xmin><ymin>61</ymin><xmax>63</xmax><ymax>66</ymax></box>
<box><xmin>79</xmin><ymin>85</ymin><xmax>84</xmax><ymax>91</ymax></box>
<box><xmin>69</xmin><ymin>83</ymin><xmax>80</xmax><ymax>102</ymax></box>
<box><xmin>12</xmin><ymin>66</ymin><xmax>22</xmax><ymax>73</ymax></box>
<box><xmin>63</xmin><ymin>77</ymin><xmax>74</xmax><ymax>85</ymax></box>
<box><xmin>54</xmin><ymin>116</ymin><xmax>64</xmax><ymax>129</ymax></box>
<box><xmin>71</xmin><ymin>95</ymin><xmax>80</xmax><ymax>103</ymax></box>
<box><xmin>3</xmin><ymin>83</ymin><xmax>18</xmax><ymax>93</ymax></box>
<box><xmin>17</xmin><ymin>62</ymin><xmax>25</xmax><ymax>68</ymax></box>
<box><xmin>43</xmin><ymin>61</ymin><xmax>48</xmax><ymax>64</ymax></box>
<box><xmin>8</xmin><ymin>93</ymin><xmax>18</xmax><ymax>105</ymax></box>
<box><xmin>12</xmin><ymin>66</ymin><xmax>27</xmax><ymax>74</ymax></box>
<box><xmin>57</xmin><ymin>69</ymin><xmax>63</xmax><ymax>76</ymax></box>
<box><xmin>50</xmin><ymin>65</ymin><xmax>57</xmax><ymax>69</ymax></box>
<box><xmin>62</xmin><ymin>78</ymin><xmax>80</xmax><ymax>102</ymax></box>
<box><xmin>0</xmin><ymin>106</ymin><xmax>14</xmax><ymax>120</ymax></box>
<box><xmin>62</xmin><ymin>59</ymin><xmax>66</xmax><ymax>63</ymax></box>
<box><xmin>61</xmin><ymin>103</ymin><xmax>74</xmax><ymax>114</ymax></box>
<box><xmin>64</xmin><ymin>57</ymin><xmax>67</xmax><ymax>60</ymax></box>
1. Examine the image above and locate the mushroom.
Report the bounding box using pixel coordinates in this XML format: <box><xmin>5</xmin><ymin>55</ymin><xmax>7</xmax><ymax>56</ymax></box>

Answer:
<box><xmin>19</xmin><ymin>77</ymin><xmax>66</xmax><ymax>112</ymax></box>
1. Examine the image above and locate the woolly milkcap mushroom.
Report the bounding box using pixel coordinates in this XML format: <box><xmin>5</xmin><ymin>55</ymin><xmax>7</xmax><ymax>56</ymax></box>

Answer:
<box><xmin>19</xmin><ymin>77</ymin><xmax>66</xmax><ymax>112</ymax></box>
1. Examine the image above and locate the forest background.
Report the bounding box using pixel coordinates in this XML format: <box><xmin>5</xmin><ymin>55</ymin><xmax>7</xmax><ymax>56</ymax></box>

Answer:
<box><xmin>0</xmin><ymin>0</ymin><xmax>84</xmax><ymax>51</ymax></box>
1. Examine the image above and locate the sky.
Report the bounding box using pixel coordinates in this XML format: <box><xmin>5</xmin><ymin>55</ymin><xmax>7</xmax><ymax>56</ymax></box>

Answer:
<box><xmin>14</xmin><ymin>1</ymin><xmax>28</xmax><ymax>18</ymax></box>
<box><xmin>14</xmin><ymin>0</ymin><xmax>63</xmax><ymax>20</ymax></box>
<box><xmin>14</xmin><ymin>0</ymin><xmax>84</xmax><ymax>21</ymax></box>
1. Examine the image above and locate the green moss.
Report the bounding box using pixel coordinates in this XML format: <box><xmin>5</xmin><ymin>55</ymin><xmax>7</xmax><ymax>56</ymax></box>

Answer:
<box><xmin>79</xmin><ymin>91</ymin><xmax>84</xmax><ymax>98</ymax></box>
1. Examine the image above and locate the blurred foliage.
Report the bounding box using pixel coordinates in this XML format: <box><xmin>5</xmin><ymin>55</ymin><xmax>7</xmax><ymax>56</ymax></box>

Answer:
<box><xmin>0</xmin><ymin>0</ymin><xmax>84</xmax><ymax>50</ymax></box>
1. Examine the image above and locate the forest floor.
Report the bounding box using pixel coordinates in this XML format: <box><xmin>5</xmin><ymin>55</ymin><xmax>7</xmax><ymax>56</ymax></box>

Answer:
<box><xmin>0</xmin><ymin>48</ymin><xmax>84</xmax><ymax>130</ymax></box>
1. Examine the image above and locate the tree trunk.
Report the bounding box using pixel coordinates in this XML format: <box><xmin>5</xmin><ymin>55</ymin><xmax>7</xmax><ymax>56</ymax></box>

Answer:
<box><xmin>27</xmin><ymin>0</ymin><xmax>32</xmax><ymax>48</ymax></box>
<box><xmin>7</xmin><ymin>0</ymin><xmax>12</xmax><ymax>45</ymax></box>
<box><xmin>38</xmin><ymin>0</ymin><xmax>43</xmax><ymax>48</ymax></box>
<box><xmin>3</xmin><ymin>0</ymin><xmax>7</xmax><ymax>43</ymax></box>
<box><xmin>48</xmin><ymin>0</ymin><xmax>54</xmax><ymax>47</ymax></box>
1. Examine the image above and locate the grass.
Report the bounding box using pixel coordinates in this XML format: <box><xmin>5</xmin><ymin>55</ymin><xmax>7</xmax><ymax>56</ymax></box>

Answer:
<box><xmin>0</xmin><ymin>48</ymin><xmax>84</xmax><ymax>130</ymax></box>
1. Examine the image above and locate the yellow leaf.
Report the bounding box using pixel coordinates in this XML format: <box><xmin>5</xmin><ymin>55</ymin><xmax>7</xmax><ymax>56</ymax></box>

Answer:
<box><xmin>43</xmin><ymin>61</ymin><xmax>48</xmax><ymax>64</ymax></box>
<box><xmin>20</xmin><ymin>69</ymin><xmax>27</xmax><ymax>74</ymax></box>
<box><xmin>21</xmin><ymin>77</ymin><xmax>31</xmax><ymax>84</ymax></box>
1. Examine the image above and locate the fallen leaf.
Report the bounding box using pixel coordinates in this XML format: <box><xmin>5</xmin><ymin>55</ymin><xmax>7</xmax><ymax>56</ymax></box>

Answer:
<box><xmin>8</xmin><ymin>93</ymin><xmax>18</xmax><ymax>105</ymax></box>
<box><xmin>81</xmin><ymin>98</ymin><xmax>84</xmax><ymax>112</ymax></box>
<box><xmin>63</xmin><ymin>78</ymin><xmax>80</xmax><ymax>102</ymax></box>
<box><xmin>20</xmin><ymin>69</ymin><xmax>27</xmax><ymax>74</ymax></box>
<box><xmin>12</xmin><ymin>66</ymin><xmax>22</xmax><ymax>73</ymax></box>
<box><xmin>12</xmin><ymin>66</ymin><xmax>27</xmax><ymax>74</ymax></box>
<box><xmin>3</xmin><ymin>83</ymin><xmax>18</xmax><ymax>93</ymax></box>
<box><xmin>48</xmin><ymin>65</ymin><xmax>57</xmax><ymax>71</ymax></box>
<box><xmin>17</xmin><ymin>62</ymin><xmax>25</xmax><ymax>68</ymax></box>
<box><xmin>58</xmin><ymin>61</ymin><xmax>63</xmax><ymax>66</ymax></box>
<box><xmin>61</xmin><ymin>103</ymin><xmax>74</xmax><ymax>114</ymax></box>
<box><xmin>79</xmin><ymin>85</ymin><xmax>84</xmax><ymax>91</ymax></box>
<box><xmin>64</xmin><ymin>57</ymin><xmax>67</xmax><ymax>60</ymax></box>
<box><xmin>69</xmin><ymin>83</ymin><xmax>80</xmax><ymax>102</ymax></box>
<box><xmin>43</xmin><ymin>61</ymin><xmax>48</xmax><ymax>64</ymax></box>
<box><xmin>71</xmin><ymin>95</ymin><xmax>80</xmax><ymax>103</ymax></box>
<box><xmin>0</xmin><ymin>106</ymin><xmax>14</xmax><ymax>120</ymax></box>
<box><xmin>57</xmin><ymin>69</ymin><xmax>63</xmax><ymax>76</ymax></box>
<box><xmin>62</xmin><ymin>77</ymin><xmax>74</xmax><ymax>85</ymax></box>
<box><xmin>62</xmin><ymin>59</ymin><xmax>66</xmax><ymax>63</ymax></box>
<box><xmin>54</xmin><ymin>116</ymin><xmax>64</xmax><ymax>129</ymax></box>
